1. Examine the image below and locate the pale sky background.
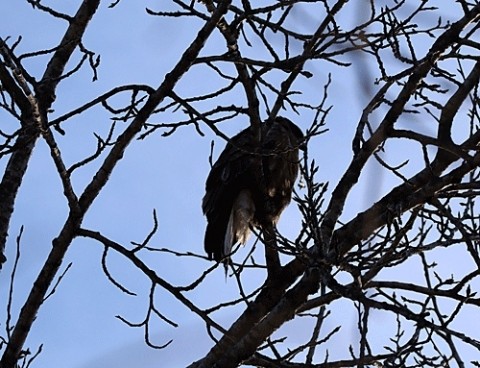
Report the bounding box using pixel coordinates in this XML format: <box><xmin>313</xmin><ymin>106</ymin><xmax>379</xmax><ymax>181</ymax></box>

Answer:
<box><xmin>0</xmin><ymin>1</ymin><xmax>477</xmax><ymax>367</ymax></box>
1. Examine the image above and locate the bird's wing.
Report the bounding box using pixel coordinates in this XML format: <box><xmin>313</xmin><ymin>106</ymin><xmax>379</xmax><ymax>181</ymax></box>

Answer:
<box><xmin>202</xmin><ymin>127</ymin><xmax>259</xmax><ymax>261</ymax></box>
<box><xmin>202</xmin><ymin>127</ymin><xmax>257</xmax><ymax>218</ymax></box>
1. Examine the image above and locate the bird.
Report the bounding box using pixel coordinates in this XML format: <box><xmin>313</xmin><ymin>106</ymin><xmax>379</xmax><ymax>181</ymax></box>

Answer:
<box><xmin>202</xmin><ymin>116</ymin><xmax>305</xmax><ymax>266</ymax></box>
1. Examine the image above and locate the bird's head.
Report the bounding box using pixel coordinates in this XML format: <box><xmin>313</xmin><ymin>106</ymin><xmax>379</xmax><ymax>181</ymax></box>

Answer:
<box><xmin>274</xmin><ymin>116</ymin><xmax>306</xmax><ymax>151</ymax></box>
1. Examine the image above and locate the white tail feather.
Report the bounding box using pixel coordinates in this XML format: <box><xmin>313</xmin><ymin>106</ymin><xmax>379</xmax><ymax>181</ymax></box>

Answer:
<box><xmin>224</xmin><ymin>211</ymin><xmax>235</xmax><ymax>259</ymax></box>
<box><xmin>223</xmin><ymin>190</ymin><xmax>255</xmax><ymax>259</ymax></box>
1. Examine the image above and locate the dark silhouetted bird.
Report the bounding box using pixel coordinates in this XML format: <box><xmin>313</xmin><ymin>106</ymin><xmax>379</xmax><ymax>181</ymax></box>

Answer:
<box><xmin>202</xmin><ymin>116</ymin><xmax>305</xmax><ymax>264</ymax></box>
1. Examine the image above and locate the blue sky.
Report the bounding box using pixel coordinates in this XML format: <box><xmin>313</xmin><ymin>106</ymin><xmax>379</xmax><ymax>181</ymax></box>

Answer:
<box><xmin>1</xmin><ymin>1</ymin><xmax>477</xmax><ymax>367</ymax></box>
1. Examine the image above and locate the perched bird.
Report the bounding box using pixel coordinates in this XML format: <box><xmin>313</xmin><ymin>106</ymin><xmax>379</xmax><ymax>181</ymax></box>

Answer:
<box><xmin>202</xmin><ymin>116</ymin><xmax>305</xmax><ymax>265</ymax></box>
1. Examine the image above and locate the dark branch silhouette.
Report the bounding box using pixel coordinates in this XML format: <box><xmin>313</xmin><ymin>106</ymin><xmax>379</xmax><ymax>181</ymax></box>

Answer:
<box><xmin>1</xmin><ymin>1</ymin><xmax>480</xmax><ymax>367</ymax></box>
